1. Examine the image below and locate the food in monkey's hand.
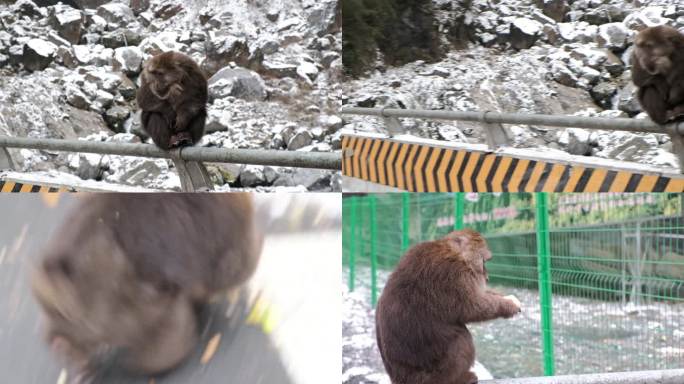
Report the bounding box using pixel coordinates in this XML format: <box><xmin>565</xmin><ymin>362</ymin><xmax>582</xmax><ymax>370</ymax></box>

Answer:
<box><xmin>376</xmin><ymin>229</ymin><xmax>521</xmax><ymax>384</ymax></box>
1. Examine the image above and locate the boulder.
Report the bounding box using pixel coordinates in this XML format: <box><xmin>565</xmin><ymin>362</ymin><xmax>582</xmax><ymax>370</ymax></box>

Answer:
<box><xmin>208</xmin><ymin>67</ymin><xmax>267</xmax><ymax>101</ymax></box>
<box><xmin>22</xmin><ymin>39</ymin><xmax>58</xmax><ymax>71</ymax></box>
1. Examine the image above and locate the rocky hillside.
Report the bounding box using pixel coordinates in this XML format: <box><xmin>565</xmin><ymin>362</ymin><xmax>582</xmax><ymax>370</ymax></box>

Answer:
<box><xmin>342</xmin><ymin>0</ymin><xmax>683</xmax><ymax>169</ymax></box>
<box><xmin>0</xmin><ymin>0</ymin><xmax>342</xmax><ymax>191</ymax></box>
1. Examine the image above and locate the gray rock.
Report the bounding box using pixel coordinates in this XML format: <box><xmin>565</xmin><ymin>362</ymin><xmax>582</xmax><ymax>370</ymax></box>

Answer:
<box><xmin>12</xmin><ymin>0</ymin><xmax>45</xmax><ymax>18</ymax></box>
<box><xmin>129</xmin><ymin>0</ymin><xmax>150</xmax><ymax>15</ymax></box>
<box><xmin>96</xmin><ymin>3</ymin><xmax>135</xmax><ymax>26</ymax></box>
<box><xmin>101</xmin><ymin>29</ymin><xmax>143</xmax><ymax>49</ymax></box>
<box><xmin>202</xmin><ymin>35</ymin><xmax>250</xmax><ymax>77</ymax></box>
<box><xmin>48</xmin><ymin>5</ymin><xmax>83</xmax><ymax>44</ymax></box>
<box><xmin>509</xmin><ymin>18</ymin><xmax>543</xmax><ymax>50</ymax></box>
<box><xmin>66</xmin><ymin>85</ymin><xmax>90</xmax><ymax>109</ymax></box>
<box><xmin>590</xmin><ymin>82</ymin><xmax>617</xmax><ymax>109</ymax></box>
<box><xmin>117</xmin><ymin>74</ymin><xmax>137</xmax><ymax>101</ymax></box>
<box><xmin>262</xmin><ymin>61</ymin><xmax>298</xmax><ymax>79</ymax></box>
<box><xmin>154</xmin><ymin>2</ymin><xmax>183</xmax><ymax>20</ymax></box>
<box><xmin>616</xmin><ymin>81</ymin><xmax>642</xmax><ymax>115</ymax></box>
<box><xmin>239</xmin><ymin>165</ymin><xmax>267</xmax><ymax>187</ymax></box>
<box><xmin>22</xmin><ymin>39</ymin><xmax>58</xmax><ymax>71</ymax></box>
<box><xmin>291</xmin><ymin>169</ymin><xmax>332</xmax><ymax>191</ymax></box>
<box><xmin>582</xmin><ymin>5</ymin><xmax>628</xmax><ymax>25</ymax></box>
<box><xmin>534</xmin><ymin>0</ymin><xmax>568</xmax><ymax>22</ymax></box>
<box><xmin>72</xmin><ymin>0</ymin><xmax>110</xmax><ymax>8</ymax></box>
<box><xmin>287</xmin><ymin>130</ymin><xmax>313</xmax><ymax>150</ymax></box>
<box><xmin>112</xmin><ymin>46</ymin><xmax>143</xmax><ymax>76</ymax></box>
<box><xmin>208</xmin><ymin>67</ymin><xmax>267</xmax><ymax>101</ymax></box>
<box><xmin>596</xmin><ymin>22</ymin><xmax>630</xmax><ymax>52</ymax></box>
<box><xmin>104</xmin><ymin>106</ymin><xmax>130</xmax><ymax>133</ymax></box>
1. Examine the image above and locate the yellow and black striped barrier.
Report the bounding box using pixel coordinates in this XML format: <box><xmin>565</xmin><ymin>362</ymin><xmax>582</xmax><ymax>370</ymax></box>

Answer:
<box><xmin>342</xmin><ymin>135</ymin><xmax>684</xmax><ymax>192</ymax></box>
<box><xmin>0</xmin><ymin>180</ymin><xmax>71</xmax><ymax>193</ymax></box>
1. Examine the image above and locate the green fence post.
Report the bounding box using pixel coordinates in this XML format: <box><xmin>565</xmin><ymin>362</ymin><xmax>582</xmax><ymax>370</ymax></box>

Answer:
<box><xmin>402</xmin><ymin>193</ymin><xmax>410</xmax><ymax>251</ymax></box>
<box><xmin>454</xmin><ymin>193</ymin><xmax>465</xmax><ymax>230</ymax></box>
<box><xmin>370</xmin><ymin>195</ymin><xmax>378</xmax><ymax>307</ymax></box>
<box><xmin>348</xmin><ymin>197</ymin><xmax>357</xmax><ymax>292</ymax></box>
<box><xmin>535</xmin><ymin>192</ymin><xmax>555</xmax><ymax>376</ymax></box>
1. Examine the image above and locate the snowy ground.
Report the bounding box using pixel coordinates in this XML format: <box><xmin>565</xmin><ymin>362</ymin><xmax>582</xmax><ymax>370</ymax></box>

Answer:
<box><xmin>342</xmin><ymin>267</ymin><xmax>684</xmax><ymax>382</ymax></box>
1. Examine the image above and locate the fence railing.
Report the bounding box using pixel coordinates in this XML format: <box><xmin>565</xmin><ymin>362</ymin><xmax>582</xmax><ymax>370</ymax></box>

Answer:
<box><xmin>482</xmin><ymin>369</ymin><xmax>684</xmax><ymax>384</ymax></box>
<box><xmin>0</xmin><ymin>136</ymin><xmax>342</xmax><ymax>191</ymax></box>
<box><xmin>343</xmin><ymin>193</ymin><xmax>684</xmax><ymax>378</ymax></box>
<box><xmin>340</xmin><ymin>107</ymin><xmax>684</xmax><ymax>171</ymax></box>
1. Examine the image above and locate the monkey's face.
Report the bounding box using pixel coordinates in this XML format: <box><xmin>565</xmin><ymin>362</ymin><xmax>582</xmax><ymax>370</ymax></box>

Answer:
<box><xmin>32</xmin><ymin>228</ymin><xmax>141</xmax><ymax>350</ymax></box>
<box><xmin>634</xmin><ymin>27</ymin><xmax>676</xmax><ymax>75</ymax></box>
<box><xmin>143</xmin><ymin>53</ymin><xmax>186</xmax><ymax>99</ymax></box>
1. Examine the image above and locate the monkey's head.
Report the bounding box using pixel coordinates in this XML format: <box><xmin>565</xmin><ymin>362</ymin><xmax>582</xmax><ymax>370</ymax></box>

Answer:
<box><xmin>141</xmin><ymin>51</ymin><xmax>194</xmax><ymax>99</ymax></box>
<box><xmin>443</xmin><ymin>229</ymin><xmax>492</xmax><ymax>281</ymax></box>
<box><xmin>31</xmin><ymin>225</ymin><xmax>160</xmax><ymax>355</ymax></box>
<box><xmin>633</xmin><ymin>26</ymin><xmax>683</xmax><ymax>75</ymax></box>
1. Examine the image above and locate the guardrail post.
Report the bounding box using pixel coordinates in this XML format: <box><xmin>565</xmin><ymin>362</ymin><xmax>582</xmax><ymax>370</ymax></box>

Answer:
<box><xmin>0</xmin><ymin>147</ymin><xmax>14</xmax><ymax>170</ymax></box>
<box><xmin>170</xmin><ymin>149</ymin><xmax>213</xmax><ymax>192</ymax></box>
<box><xmin>481</xmin><ymin>111</ymin><xmax>510</xmax><ymax>149</ymax></box>
<box><xmin>535</xmin><ymin>192</ymin><xmax>555</xmax><ymax>376</ymax></box>
<box><xmin>348</xmin><ymin>196</ymin><xmax>358</xmax><ymax>292</ymax></box>
<box><xmin>666</xmin><ymin>122</ymin><xmax>684</xmax><ymax>173</ymax></box>
<box><xmin>381</xmin><ymin>108</ymin><xmax>406</xmax><ymax>136</ymax></box>
<box><xmin>369</xmin><ymin>194</ymin><xmax>378</xmax><ymax>307</ymax></box>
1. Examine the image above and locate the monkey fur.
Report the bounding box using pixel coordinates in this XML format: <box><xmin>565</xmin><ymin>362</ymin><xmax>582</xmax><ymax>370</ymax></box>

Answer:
<box><xmin>375</xmin><ymin>229</ymin><xmax>521</xmax><ymax>384</ymax></box>
<box><xmin>31</xmin><ymin>194</ymin><xmax>262</xmax><ymax>383</ymax></box>
<box><xmin>137</xmin><ymin>51</ymin><xmax>208</xmax><ymax>149</ymax></box>
<box><xmin>631</xmin><ymin>26</ymin><xmax>684</xmax><ymax>124</ymax></box>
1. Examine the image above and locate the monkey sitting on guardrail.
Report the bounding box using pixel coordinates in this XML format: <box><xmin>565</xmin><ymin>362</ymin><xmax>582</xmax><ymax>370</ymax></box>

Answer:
<box><xmin>137</xmin><ymin>51</ymin><xmax>208</xmax><ymax>150</ymax></box>
<box><xmin>31</xmin><ymin>194</ymin><xmax>262</xmax><ymax>383</ymax></box>
<box><xmin>376</xmin><ymin>229</ymin><xmax>521</xmax><ymax>384</ymax></box>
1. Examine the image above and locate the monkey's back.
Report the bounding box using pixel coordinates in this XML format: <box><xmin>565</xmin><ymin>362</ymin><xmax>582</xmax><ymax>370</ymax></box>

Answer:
<box><xmin>376</xmin><ymin>240</ymin><xmax>474</xmax><ymax>382</ymax></box>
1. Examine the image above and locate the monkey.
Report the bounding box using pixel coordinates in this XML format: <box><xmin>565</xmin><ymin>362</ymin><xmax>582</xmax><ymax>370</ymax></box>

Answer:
<box><xmin>631</xmin><ymin>26</ymin><xmax>684</xmax><ymax>124</ymax></box>
<box><xmin>31</xmin><ymin>194</ymin><xmax>262</xmax><ymax>383</ymax></box>
<box><xmin>375</xmin><ymin>229</ymin><xmax>521</xmax><ymax>384</ymax></box>
<box><xmin>137</xmin><ymin>51</ymin><xmax>208</xmax><ymax>149</ymax></box>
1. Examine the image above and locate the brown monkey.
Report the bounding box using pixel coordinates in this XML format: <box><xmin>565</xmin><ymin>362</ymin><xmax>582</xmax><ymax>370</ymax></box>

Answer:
<box><xmin>631</xmin><ymin>26</ymin><xmax>684</xmax><ymax>124</ymax></box>
<box><xmin>31</xmin><ymin>194</ymin><xmax>262</xmax><ymax>383</ymax></box>
<box><xmin>375</xmin><ymin>229</ymin><xmax>521</xmax><ymax>384</ymax></box>
<box><xmin>137</xmin><ymin>51</ymin><xmax>208</xmax><ymax>149</ymax></box>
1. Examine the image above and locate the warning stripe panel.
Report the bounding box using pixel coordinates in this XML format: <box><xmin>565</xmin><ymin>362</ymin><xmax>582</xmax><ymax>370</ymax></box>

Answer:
<box><xmin>0</xmin><ymin>181</ymin><xmax>70</xmax><ymax>193</ymax></box>
<box><xmin>342</xmin><ymin>136</ymin><xmax>684</xmax><ymax>193</ymax></box>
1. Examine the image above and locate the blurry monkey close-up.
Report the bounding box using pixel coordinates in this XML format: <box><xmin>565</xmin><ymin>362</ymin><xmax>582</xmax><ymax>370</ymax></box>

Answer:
<box><xmin>31</xmin><ymin>194</ymin><xmax>262</xmax><ymax>383</ymax></box>
<box><xmin>375</xmin><ymin>229</ymin><xmax>521</xmax><ymax>384</ymax></box>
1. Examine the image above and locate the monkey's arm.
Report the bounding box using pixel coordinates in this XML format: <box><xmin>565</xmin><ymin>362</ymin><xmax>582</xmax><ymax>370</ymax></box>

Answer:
<box><xmin>457</xmin><ymin>287</ymin><xmax>521</xmax><ymax>323</ymax></box>
<box><xmin>137</xmin><ymin>85</ymin><xmax>169</xmax><ymax>112</ymax></box>
<box><xmin>639</xmin><ymin>86</ymin><xmax>670</xmax><ymax>124</ymax></box>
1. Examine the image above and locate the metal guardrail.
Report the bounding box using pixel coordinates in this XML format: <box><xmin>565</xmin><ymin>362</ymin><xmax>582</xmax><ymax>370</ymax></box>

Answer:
<box><xmin>0</xmin><ymin>136</ymin><xmax>341</xmax><ymax>191</ymax></box>
<box><xmin>481</xmin><ymin>369</ymin><xmax>684</xmax><ymax>384</ymax></box>
<box><xmin>340</xmin><ymin>107</ymin><xmax>684</xmax><ymax>171</ymax></box>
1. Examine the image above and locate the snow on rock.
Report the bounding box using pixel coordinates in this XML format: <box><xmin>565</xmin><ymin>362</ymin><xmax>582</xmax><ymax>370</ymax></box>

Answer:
<box><xmin>22</xmin><ymin>39</ymin><xmax>58</xmax><ymax>71</ymax></box>
<box><xmin>112</xmin><ymin>46</ymin><xmax>143</xmax><ymax>76</ymax></box>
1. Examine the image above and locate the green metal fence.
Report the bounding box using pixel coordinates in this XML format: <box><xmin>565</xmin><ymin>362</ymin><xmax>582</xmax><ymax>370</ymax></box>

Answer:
<box><xmin>343</xmin><ymin>193</ymin><xmax>684</xmax><ymax>378</ymax></box>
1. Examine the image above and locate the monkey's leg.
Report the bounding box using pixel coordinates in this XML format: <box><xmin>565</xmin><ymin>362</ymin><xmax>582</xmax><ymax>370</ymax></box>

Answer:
<box><xmin>121</xmin><ymin>297</ymin><xmax>198</xmax><ymax>374</ymax></box>
<box><xmin>169</xmin><ymin>111</ymin><xmax>205</xmax><ymax>148</ymax></box>
<box><xmin>141</xmin><ymin>111</ymin><xmax>173</xmax><ymax>150</ymax></box>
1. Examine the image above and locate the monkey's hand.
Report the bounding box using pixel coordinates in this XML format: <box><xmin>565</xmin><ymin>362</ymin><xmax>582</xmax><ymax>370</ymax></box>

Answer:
<box><xmin>503</xmin><ymin>295</ymin><xmax>522</xmax><ymax>313</ymax></box>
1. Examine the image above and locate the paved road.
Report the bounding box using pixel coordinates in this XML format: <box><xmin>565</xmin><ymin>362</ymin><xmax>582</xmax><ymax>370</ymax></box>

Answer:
<box><xmin>0</xmin><ymin>195</ymin><xmax>341</xmax><ymax>384</ymax></box>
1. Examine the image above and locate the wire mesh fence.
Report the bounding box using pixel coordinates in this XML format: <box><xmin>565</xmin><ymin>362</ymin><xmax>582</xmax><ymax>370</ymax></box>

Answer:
<box><xmin>343</xmin><ymin>193</ymin><xmax>684</xmax><ymax>378</ymax></box>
